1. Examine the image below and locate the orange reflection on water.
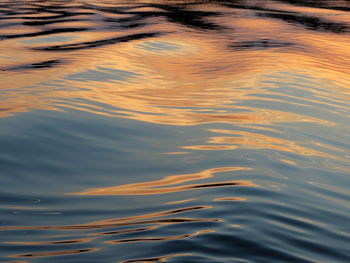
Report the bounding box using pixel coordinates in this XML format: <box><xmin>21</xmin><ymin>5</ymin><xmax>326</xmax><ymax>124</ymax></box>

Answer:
<box><xmin>200</xmin><ymin>129</ymin><xmax>335</xmax><ymax>157</ymax></box>
<box><xmin>105</xmin><ymin>229</ymin><xmax>214</xmax><ymax>244</ymax></box>
<box><xmin>0</xmin><ymin>205</ymin><xmax>216</xmax><ymax>231</ymax></box>
<box><xmin>9</xmin><ymin>248</ymin><xmax>99</xmax><ymax>258</ymax></box>
<box><xmin>69</xmin><ymin>167</ymin><xmax>255</xmax><ymax>196</ymax></box>
<box><xmin>83</xmin><ymin>205</ymin><xmax>215</xmax><ymax>229</ymax></box>
<box><xmin>1</xmin><ymin>4</ymin><xmax>350</xmax><ymax>128</ymax></box>
<box><xmin>165</xmin><ymin>198</ymin><xmax>197</xmax><ymax>205</ymax></box>
<box><xmin>91</xmin><ymin>225</ymin><xmax>158</xmax><ymax>237</ymax></box>
<box><xmin>0</xmin><ymin>1</ymin><xmax>349</xmax><ymax>168</ymax></box>
<box><xmin>213</xmin><ymin>197</ymin><xmax>247</xmax><ymax>202</ymax></box>
<box><xmin>1</xmin><ymin>204</ymin><xmax>216</xmax><ymax>261</ymax></box>
<box><xmin>181</xmin><ymin>145</ymin><xmax>238</xmax><ymax>150</ymax></box>
<box><xmin>120</xmin><ymin>253</ymin><xmax>192</xmax><ymax>263</ymax></box>
<box><xmin>5</xmin><ymin>238</ymin><xmax>94</xmax><ymax>245</ymax></box>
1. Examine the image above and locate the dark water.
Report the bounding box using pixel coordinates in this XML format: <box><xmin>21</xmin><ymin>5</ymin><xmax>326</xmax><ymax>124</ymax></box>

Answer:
<box><xmin>1</xmin><ymin>0</ymin><xmax>350</xmax><ymax>262</ymax></box>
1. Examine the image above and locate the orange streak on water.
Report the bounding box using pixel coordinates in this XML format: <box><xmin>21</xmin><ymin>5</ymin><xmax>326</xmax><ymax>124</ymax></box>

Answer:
<box><xmin>0</xmin><ymin>206</ymin><xmax>217</xmax><ymax>231</ymax></box>
<box><xmin>119</xmin><ymin>253</ymin><xmax>192</xmax><ymax>263</ymax></box>
<box><xmin>8</xmin><ymin>248</ymin><xmax>99</xmax><ymax>258</ymax></box>
<box><xmin>1</xmin><ymin>9</ymin><xmax>349</xmax><ymax>127</ymax></box>
<box><xmin>213</xmin><ymin>197</ymin><xmax>247</xmax><ymax>202</ymax></box>
<box><xmin>69</xmin><ymin>167</ymin><xmax>255</xmax><ymax>196</ymax></box>
<box><xmin>5</xmin><ymin>238</ymin><xmax>94</xmax><ymax>245</ymax></box>
<box><xmin>203</xmin><ymin>129</ymin><xmax>334</xmax><ymax>157</ymax></box>
<box><xmin>105</xmin><ymin>229</ymin><xmax>214</xmax><ymax>244</ymax></box>
<box><xmin>165</xmin><ymin>198</ymin><xmax>197</xmax><ymax>205</ymax></box>
<box><xmin>0</xmin><ymin>1</ymin><xmax>350</xmax><ymax>261</ymax></box>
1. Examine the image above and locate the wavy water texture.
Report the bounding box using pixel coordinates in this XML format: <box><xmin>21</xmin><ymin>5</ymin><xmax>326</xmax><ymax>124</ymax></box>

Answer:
<box><xmin>1</xmin><ymin>0</ymin><xmax>350</xmax><ymax>262</ymax></box>
<box><xmin>70</xmin><ymin>167</ymin><xmax>256</xmax><ymax>195</ymax></box>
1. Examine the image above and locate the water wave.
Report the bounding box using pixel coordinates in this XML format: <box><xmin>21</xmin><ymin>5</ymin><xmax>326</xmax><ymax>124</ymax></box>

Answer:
<box><xmin>0</xmin><ymin>0</ymin><xmax>350</xmax><ymax>262</ymax></box>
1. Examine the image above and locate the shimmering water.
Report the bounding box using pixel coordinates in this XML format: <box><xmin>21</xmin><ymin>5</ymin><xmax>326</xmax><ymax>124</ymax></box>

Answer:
<box><xmin>1</xmin><ymin>0</ymin><xmax>350</xmax><ymax>262</ymax></box>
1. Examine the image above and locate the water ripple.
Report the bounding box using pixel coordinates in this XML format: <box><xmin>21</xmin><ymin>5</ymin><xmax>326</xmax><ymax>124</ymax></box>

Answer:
<box><xmin>1</xmin><ymin>0</ymin><xmax>350</xmax><ymax>262</ymax></box>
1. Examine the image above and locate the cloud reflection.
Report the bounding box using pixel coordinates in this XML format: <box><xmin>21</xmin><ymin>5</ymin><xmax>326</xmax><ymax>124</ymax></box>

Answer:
<box><xmin>1</xmin><ymin>0</ymin><xmax>350</xmax><ymax>125</ymax></box>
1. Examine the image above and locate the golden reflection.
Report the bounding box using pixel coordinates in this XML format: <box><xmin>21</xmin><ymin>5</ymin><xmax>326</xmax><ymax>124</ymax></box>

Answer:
<box><xmin>120</xmin><ymin>253</ymin><xmax>192</xmax><ymax>263</ymax></box>
<box><xmin>1</xmin><ymin>203</ymin><xmax>216</xmax><ymax>261</ymax></box>
<box><xmin>1</xmin><ymin>0</ymin><xmax>350</xmax><ymax>131</ymax></box>
<box><xmin>0</xmin><ymin>205</ymin><xmax>217</xmax><ymax>231</ymax></box>
<box><xmin>9</xmin><ymin>248</ymin><xmax>99</xmax><ymax>258</ymax></box>
<box><xmin>69</xmin><ymin>167</ymin><xmax>255</xmax><ymax>196</ymax></box>
<box><xmin>5</xmin><ymin>238</ymin><xmax>94</xmax><ymax>245</ymax></box>
<box><xmin>162</xmin><ymin>151</ymin><xmax>190</xmax><ymax>155</ymax></box>
<box><xmin>91</xmin><ymin>226</ymin><xmax>158</xmax><ymax>236</ymax></box>
<box><xmin>1</xmin><ymin>1</ymin><xmax>350</xmax><ymax>261</ymax></box>
<box><xmin>165</xmin><ymin>198</ymin><xmax>197</xmax><ymax>205</ymax></box>
<box><xmin>198</xmin><ymin>129</ymin><xmax>335</xmax><ymax>157</ymax></box>
<box><xmin>87</xmin><ymin>205</ymin><xmax>213</xmax><ymax>225</ymax></box>
<box><xmin>105</xmin><ymin>229</ymin><xmax>214</xmax><ymax>244</ymax></box>
<box><xmin>280</xmin><ymin>159</ymin><xmax>297</xmax><ymax>165</ymax></box>
<box><xmin>181</xmin><ymin>145</ymin><xmax>238</xmax><ymax>150</ymax></box>
<box><xmin>268</xmin><ymin>1</ymin><xmax>350</xmax><ymax>16</ymax></box>
<box><xmin>213</xmin><ymin>197</ymin><xmax>247</xmax><ymax>202</ymax></box>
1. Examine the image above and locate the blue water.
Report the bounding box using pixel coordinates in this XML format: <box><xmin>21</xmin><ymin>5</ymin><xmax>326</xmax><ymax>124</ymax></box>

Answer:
<box><xmin>1</xmin><ymin>0</ymin><xmax>350</xmax><ymax>262</ymax></box>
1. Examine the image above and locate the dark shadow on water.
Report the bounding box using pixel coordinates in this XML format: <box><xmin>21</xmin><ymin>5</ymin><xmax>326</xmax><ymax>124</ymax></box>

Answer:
<box><xmin>278</xmin><ymin>0</ymin><xmax>350</xmax><ymax>12</ymax></box>
<box><xmin>0</xmin><ymin>27</ymin><xmax>89</xmax><ymax>40</ymax></box>
<box><xmin>0</xmin><ymin>0</ymin><xmax>348</xmax><ymax>53</ymax></box>
<box><xmin>258</xmin><ymin>12</ymin><xmax>348</xmax><ymax>33</ymax></box>
<box><xmin>2</xmin><ymin>59</ymin><xmax>62</xmax><ymax>71</ymax></box>
<box><xmin>230</xmin><ymin>39</ymin><xmax>295</xmax><ymax>51</ymax></box>
<box><xmin>32</xmin><ymin>32</ymin><xmax>163</xmax><ymax>51</ymax></box>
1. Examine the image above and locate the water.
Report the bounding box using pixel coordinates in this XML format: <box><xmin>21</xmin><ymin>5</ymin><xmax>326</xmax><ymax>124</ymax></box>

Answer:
<box><xmin>1</xmin><ymin>0</ymin><xmax>350</xmax><ymax>262</ymax></box>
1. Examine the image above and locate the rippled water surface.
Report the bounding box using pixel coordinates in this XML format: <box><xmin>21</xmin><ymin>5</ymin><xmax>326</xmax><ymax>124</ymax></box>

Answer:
<box><xmin>1</xmin><ymin>0</ymin><xmax>350</xmax><ymax>262</ymax></box>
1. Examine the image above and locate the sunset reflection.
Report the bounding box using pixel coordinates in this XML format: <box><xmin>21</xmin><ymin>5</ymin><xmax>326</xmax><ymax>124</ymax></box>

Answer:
<box><xmin>1</xmin><ymin>1</ymin><xmax>350</xmax><ymax>128</ymax></box>
<box><xmin>195</xmin><ymin>129</ymin><xmax>335</xmax><ymax>157</ymax></box>
<box><xmin>9</xmin><ymin>248</ymin><xmax>99</xmax><ymax>259</ymax></box>
<box><xmin>0</xmin><ymin>205</ymin><xmax>217</xmax><ymax>231</ymax></box>
<box><xmin>69</xmin><ymin>167</ymin><xmax>255</xmax><ymax>196</ymax></box>
<box><xmin>105</xmin><ymin>229</ymin><xmax>214</xmax><ymax>244</ymax></box>
<box><xmin>213</xmin><ymin>197</ymin><xmax>247</xmax><ymax>202</ymax></box>
<box><xmin>1</xmin><ymin>0</ymin><xmax>350</xmax><ymax>262</ymax></box>
<box><xmin>120</xmin><ymin>253</ymin><xmax>192</xmax><ymax>263</ymax></box>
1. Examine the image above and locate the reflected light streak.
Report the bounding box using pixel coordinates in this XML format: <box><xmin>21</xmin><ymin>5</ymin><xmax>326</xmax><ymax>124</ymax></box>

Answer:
<box><xmin>106</xmin><ymin>229</ymin><xmax>214</xmax><ymax>244</ymax></box>
<box><xmin>5</xmin><ymin>238</ymin><xmax>94</xmax><ymax>245</ymax></box>
<box><xmin>203</xmin><ymin>129</ymin><xmax>334</xmax><ymax>157</ymax></box>
<box><xmin>8</xmin><ymin>248</ymin><xmax>99</xmax><ymax>258</ymax></box>
<box><xmin>120</xmin><ymin>253</ymin><xmax>192</xmax><ymax>263</ymax></box>
<box><xmin>0</xmin><ymin>205</ymin><xmax>217</xmax><ymax>231</ymax></box>
<box><xmin>69</xmin><ymin>167</ymin><xmax>255</xmax><ymax>196</ymax></box>
<box><xmin>213</xmin><ymin>197</ymin><xmax>247</xmax><ymax>202</ymax></box>
<box><xmin>165</xmin><ymin>198</ymin><xmax>197</xmax><ymax>205</ymax></box>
